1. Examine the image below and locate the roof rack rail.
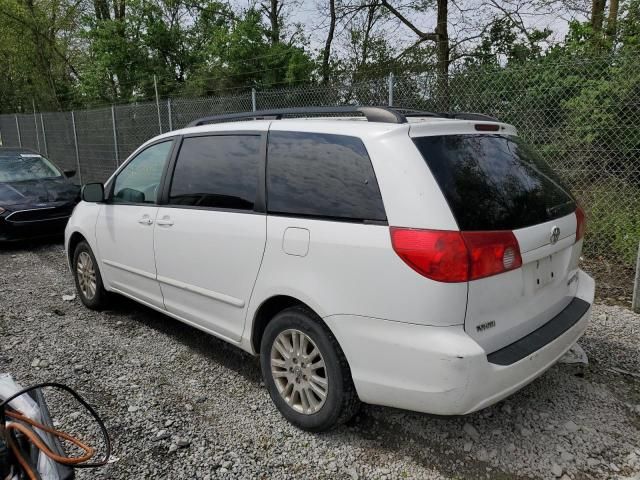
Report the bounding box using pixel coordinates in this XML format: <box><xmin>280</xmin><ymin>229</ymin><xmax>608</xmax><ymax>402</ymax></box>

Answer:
<box><xmin>185</xmin><ymin>106</ymin><xmax>501</xmax><ymax>128</ymax></box>
<box><xmin>186</xmin><ymin>106</ymin><xmax>408</xmax><ymax>127</ymax></box>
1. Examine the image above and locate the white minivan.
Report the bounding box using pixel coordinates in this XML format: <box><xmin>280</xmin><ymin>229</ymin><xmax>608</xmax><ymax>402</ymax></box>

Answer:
<box><xmin>65</xmin><ymin>107</ymin><xmax>594</xmax><ymax>431</ymax></box>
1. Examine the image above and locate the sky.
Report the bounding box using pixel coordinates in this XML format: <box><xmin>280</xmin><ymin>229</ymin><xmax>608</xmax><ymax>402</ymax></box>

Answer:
<box><xmin>232</xmin><ymin>0</ymin><xmax>590</xmax><ymax>57</ymax></box>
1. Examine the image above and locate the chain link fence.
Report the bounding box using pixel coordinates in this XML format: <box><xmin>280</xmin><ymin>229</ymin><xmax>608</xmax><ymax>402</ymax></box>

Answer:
<box><xmin>1</xmin><ymin>55</ymin><xmax>639</xmax><ymax>285</ymax></box>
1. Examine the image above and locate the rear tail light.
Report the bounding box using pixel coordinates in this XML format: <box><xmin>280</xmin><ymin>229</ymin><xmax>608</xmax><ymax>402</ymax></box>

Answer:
<box><xmin>390</xmin><ymin>228</ymin><xmax>522</xmax><ymax>283</ymax></box>
<box><xmin>575</xmin><ymin>206</ymin><xmax>585</xmax><ymax>242</ymax></box>
<box><xmin>462</xmin><ymin>231</ymin><xmax>522</xmax><ymax>280</ymax></box>
<box><xmin>390</xmin><ymin>228</ymin><xmax>469</xmax><ymax>282</ymax></box>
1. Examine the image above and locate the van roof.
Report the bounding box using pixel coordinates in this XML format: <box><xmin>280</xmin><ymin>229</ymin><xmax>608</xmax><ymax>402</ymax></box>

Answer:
<box><xmin>145</xmin><ymin>107</ymin><xmax>517</xmax><ymax>149</ymax></box>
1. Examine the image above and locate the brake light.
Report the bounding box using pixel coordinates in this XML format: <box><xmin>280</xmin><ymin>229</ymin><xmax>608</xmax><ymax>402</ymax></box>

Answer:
<box><xmin>474</xmin><ymin>123</ymin><xmax>500</xmax><ymax>131</ymax></box>
<box><xmin>389</xmin><ymin>228</ymin><xmax>469</xmax><ymax>282</ymax></box>
<box><xmin>462</xmin><ymin>231</ymin><xmax>522</xmax><ymax>279</ymax></box>
<box><xmin>575</xmin><ymin>206</ymin><xmax>585</xmax><ymax>242</ymax></box>
<box><xmin>390</xmin><ymin>228</ymin><xmax>522</xmax><ymax>282</ymax></box>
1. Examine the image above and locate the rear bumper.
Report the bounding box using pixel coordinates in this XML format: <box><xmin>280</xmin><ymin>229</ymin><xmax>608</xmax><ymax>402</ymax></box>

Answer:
<box><xmin>325</xmin><ymin>269</ymin><xmax>595</xmax><ymax>415</ymax></box>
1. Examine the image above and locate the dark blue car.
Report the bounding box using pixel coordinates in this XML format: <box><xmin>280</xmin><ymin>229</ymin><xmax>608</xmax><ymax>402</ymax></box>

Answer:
<box><xmin>0</xmin><ymin>147</ymin><xmax>80</xmax><ymax>241</ymax></box>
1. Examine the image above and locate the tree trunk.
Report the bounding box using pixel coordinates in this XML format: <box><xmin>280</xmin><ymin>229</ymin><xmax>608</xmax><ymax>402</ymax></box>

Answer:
<box><xmin>435</xmin><ymin>0</ymin><xmax>449</xmax><ymax>110</ymax></box>
<box><xmin>321</xmin><ymin>0</ymin><xmax>336</xmax><ymax>85</ymax></box>
<box><xmin>93</xmin><ymin>0</ymin><xmax>110</xmax><ymax>21</ymax></box>
<box><xmin>269</xmin><ymin>0</ymin><xmax>280</xmax><ymax>45</ymax></box>
<box><xmin>606</xmin><ymin>0</ymin><xmax>619</xmax><ymax>40</ymax></box>
<box><xmin>591</xmin><ymin>0</ymin><xmax>606</xmax><ymax>33</ymax></box>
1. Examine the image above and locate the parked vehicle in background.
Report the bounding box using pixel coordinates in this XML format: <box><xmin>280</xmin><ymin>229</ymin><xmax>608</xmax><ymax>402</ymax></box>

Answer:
<box><xmin>0</xmin><ymin>148</ymin><xmax>79</xmax><ymax>242</ymax></box>
<box><xmin>64</xmin><ymin>107</ymin><xmax>594</xmax><ymax>432</ymax></box>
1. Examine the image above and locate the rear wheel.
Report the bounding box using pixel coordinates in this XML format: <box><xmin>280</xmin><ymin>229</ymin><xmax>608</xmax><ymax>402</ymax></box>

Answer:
<box><xmin>260</xmin><ymin>306</ymin><xmax>360</xmax><ymax>432</ymax></box>
<box><xmin>73</xmin><ymin>241</ymin><xmax>108</xmax><ymax>310</ymax></box>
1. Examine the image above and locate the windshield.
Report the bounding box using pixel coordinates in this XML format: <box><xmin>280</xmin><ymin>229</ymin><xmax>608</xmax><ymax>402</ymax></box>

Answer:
<box><xmin>0</xmin><ymin>153</ymin><xmax>63</xmax><ymax>182</ymax></box>
<box><xmin>413</xmin><ymin>134</ymin><xmax>576</xmax><ymax>231</ymax></box>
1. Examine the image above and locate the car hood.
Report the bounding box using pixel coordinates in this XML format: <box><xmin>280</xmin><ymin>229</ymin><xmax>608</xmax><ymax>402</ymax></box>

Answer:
<box><xmin>0</xmin><ymin>178</ymin><xmax>80</xmax><ymax>207</ymax></box>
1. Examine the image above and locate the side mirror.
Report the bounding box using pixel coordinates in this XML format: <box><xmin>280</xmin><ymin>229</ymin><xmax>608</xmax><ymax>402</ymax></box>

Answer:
<box><xmin>64</xmin><ymin>169</ymin><xmax>76</xmax><ymax>178</ymax></box>
<box><xmin>81</xmin><ymin>183</ymin><xmax>104</xmax><ymax>203</ymax></box>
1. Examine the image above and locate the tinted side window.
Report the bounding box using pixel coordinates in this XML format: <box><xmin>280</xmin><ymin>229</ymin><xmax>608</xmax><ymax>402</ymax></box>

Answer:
<box><xmin>168</xmin><ymin>135</ymin><xmax>260</xmax><ymax>210</ymax></box>
<box><xmin>266</xmin><ymin>132</ymin><xmax>386</xmax><ymax>222</ymax></box>
<box><xmin>113</xmin><ymin>141</ymin><xmax>172</xmax><ymax>204</ymax></box>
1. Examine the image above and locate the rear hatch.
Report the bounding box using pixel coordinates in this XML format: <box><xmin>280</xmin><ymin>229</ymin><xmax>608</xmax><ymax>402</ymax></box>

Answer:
<box><xmin>412</xmin><ymin>132</ymin><xmax>584</xmax><ymax>353</ymax></box>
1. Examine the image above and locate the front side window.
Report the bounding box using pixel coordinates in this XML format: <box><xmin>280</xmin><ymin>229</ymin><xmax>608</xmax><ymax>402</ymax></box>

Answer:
<box><xmin>0</xmin><ymin>152</ymin><xmax>62</xmax><ymax>182</ymax></box>
<box><xmin>168</xmin><ymin>135</ymin><xmax>260</xmax><ymax>210</ymax></box>
<box><xmin>113</xmin><ymin>141</ymin><xmax>173</xmax><ymax>204</ymax></box>
<box><xmin>266</xmin><ymin>132</ymin><xmax>386</xmax><ymax>222</ymax></box>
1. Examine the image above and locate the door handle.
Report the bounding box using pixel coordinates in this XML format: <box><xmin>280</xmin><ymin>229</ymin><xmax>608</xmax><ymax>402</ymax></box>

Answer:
<box><xmin>138</xmin><ymin>217</ymin><xmax>153</xmax><ymax>225</ymax></box>
<box><xmin>156</xmin><ymin>216</ymin><xmax>174</xmax><ymax>227</ymax></box>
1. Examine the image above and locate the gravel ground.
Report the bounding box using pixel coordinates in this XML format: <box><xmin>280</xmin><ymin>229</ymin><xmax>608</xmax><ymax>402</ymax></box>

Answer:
<box><xmin>1</xmin><ymin>241</ymin><xmax>639</xmax><ymax>480</ymax></box>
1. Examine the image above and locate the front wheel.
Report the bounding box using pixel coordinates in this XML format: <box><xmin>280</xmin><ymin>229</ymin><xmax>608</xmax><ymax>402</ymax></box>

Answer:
<box><xmin>73</xmin><ymin>240</ymin><xmax>108</xmax><ymax>310</ymax></box>
<box><xmin>260</xmin><ymin>306</ymin><xmax>360</xmax><ymax>432</ymax></box>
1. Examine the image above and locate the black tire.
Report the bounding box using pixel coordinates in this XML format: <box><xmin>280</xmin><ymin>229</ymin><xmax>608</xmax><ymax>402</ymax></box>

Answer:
<box><xmin>72</xmin><ymin>240</ymin><xmax>108</xmax><ymax>310</ymax></box>
<box><xmin>260</xmin><ymin>306</ymin><xmax>360</xmax><ymax>432</ymax></box>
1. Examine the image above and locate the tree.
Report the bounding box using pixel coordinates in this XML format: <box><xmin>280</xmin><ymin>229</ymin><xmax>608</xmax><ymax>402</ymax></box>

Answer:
<box><xmin>0</xmin><ymin>0</ymin><xmax>82</xmax><ymax>112</ymax></box>
<box><xmin>378</xmin><ymin>0</ymin><xmax>449</xmax><ymax>106</ymax></box>
<box><xmin>606</xmin><ymin>0</ymin><xmax>620</xmax><ymax>39</ymax></box>
<box><xmin>321</xmin><ymin>0</ymin><xmax>336</xmax><ymax>84</ymax></box>
<box><xmin>591</xmin><ymin>0</ymin><xmax>606</xmax><ymax>33</ymax></box>
<box><xmin>261</xmin><ymin>0</ymin><xmax>283</xmax><ymax>45</ymax></box>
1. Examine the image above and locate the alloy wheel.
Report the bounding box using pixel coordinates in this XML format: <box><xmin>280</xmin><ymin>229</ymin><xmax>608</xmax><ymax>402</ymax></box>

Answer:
<box><xmin>270</xmin><ymin>329</ymin><xmax>328</xmax><ymax>414</ymax></box>
<box><xmin>76</xmin><ymin>251</ymin><xmax>97</xmax><ymax>300</ymax></box>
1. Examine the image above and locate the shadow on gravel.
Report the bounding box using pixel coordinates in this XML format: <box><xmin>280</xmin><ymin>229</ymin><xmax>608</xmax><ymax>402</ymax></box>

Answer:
<box><xmin>343</xmin><ymin>407</ymin><xmax>532</xmax><ymax>480</ymax></box>
<box><xmin>103</xmin><ymin>294</ymin><xmax>530</xmax><ymax>478</ymax></box>
<box><xmin>102</xmin><ymin>294</ymin><xmax>262</xmax><ymax>385</ymax></box>
<box><xmin>0</xmin><ymin>236</ymin><xmax>64</xmax><ymax>252</ymax></box>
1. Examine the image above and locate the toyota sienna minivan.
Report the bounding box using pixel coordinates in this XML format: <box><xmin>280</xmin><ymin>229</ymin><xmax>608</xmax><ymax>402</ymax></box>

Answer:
<box><xmin>65</xmin><ymin>106</ymin><xmax>594</xmax><ymax>431</ymax></box>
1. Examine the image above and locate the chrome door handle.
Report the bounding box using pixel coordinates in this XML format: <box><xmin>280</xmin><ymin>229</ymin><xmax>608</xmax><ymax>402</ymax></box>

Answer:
<box><xmin>138</xmin><ymin>217</ymin><xmax>153</xmax><ymax>225</ymax></box>
<box><xmin>156</xmin><ymin>217</ymin><xmax>174</xmax><ymax>227</ymax></box>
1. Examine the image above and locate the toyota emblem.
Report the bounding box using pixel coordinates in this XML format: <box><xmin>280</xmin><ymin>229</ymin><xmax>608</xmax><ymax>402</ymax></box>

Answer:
<box><xmin>550</xmin><ymin>226</ymin><xmax>561</xmax><ymax>244</ymax></box>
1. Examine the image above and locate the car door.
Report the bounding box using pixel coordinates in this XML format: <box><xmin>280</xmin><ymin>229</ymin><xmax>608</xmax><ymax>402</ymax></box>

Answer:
<box><xmin>96</xmin><ymin>140</ymin><xmax>174</xmax><ymax>309</ymax></box>
<box><xmin>153</xmin><ymin>132</ymin><xmax>267</xmax><ymax>342</ymax></box>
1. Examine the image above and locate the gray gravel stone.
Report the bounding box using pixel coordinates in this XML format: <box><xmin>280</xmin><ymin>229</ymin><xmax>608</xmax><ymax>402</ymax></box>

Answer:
<box><xmin>1</xmin><ymin>244</ymin><xmax>639</xmax><ymax>479</ymax></box>
<box><xmin>463</xmin><ymin>422</ymin><xmax>480</xmax><ymax>442</ymax></box>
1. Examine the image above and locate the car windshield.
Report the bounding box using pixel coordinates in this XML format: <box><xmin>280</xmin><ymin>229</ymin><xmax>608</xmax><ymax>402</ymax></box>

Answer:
<box><xmin>0</xmin><ymin>152</ymin><xmax>63</xmax><ymax>182</ymax></box>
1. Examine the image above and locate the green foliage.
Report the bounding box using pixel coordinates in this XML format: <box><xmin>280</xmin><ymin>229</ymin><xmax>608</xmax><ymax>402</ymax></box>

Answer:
<box><xmin>0</xmin><ymin>0</ymin><xmax>317</xmax><ymax>109</ymax></box>
<box><xmin>580</xmin><ymin>181</ymin><xmax>640</xmax><ymax>264</ymax></box>
<box><xmin>183</xmin><ymin>8</ymin><xmax>315</xmax><ymax>94</ymax></box>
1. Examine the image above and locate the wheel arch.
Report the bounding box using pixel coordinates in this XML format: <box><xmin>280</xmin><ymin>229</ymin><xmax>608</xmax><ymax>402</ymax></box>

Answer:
<box><xmin>67</xmin><ymin>231</ymin><xmax>87</xmax><ymax>268</ymax></box>
<box><xmin>250</xmin><ymin>295</ymin><xmax>336</xmax><ymax>355</ymax></box>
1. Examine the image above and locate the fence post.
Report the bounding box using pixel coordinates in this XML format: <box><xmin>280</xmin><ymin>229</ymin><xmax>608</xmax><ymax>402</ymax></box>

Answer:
<box><xmin>633</xmin><ymin>242</ymin><xmax>640</xmax><ymax>313</ymax></box>
<box><xmin>388</xmin><ymin>72</ymin><xmax>394</xmax><ymax>107</ymax></box>
<box><xmin>32</xmin><ymin>100</ymin><xmax>41</xmax><ymax>152</ymax></box>
<box><xmin>167</xmin><ymin>98</ymin><xmax>173</xmax><ymax>131</ymax></box>
<box><xmin>40</xmin><ymin>114</ymin><xmax>48</xmax><ymax>157</ymax></box>
<box><xmin>154</xmin><ymin>75</ymin><xmax>162</xmax><ymax>134</ymax></box>
<box><xmin>71</xmin><ymin>111</ymin><xmax>83</xmax><ymax>184</ymax></box>
<box><xmin>15</xmin><ymin>114</ymin><xmax>22</xmax><ymax>147</ymax></box>
<box><xmin>252</xmin><ymin>88</ymin><xmax>257</xmax><ymax>112</ymax></box>
<box><xmin>111</xmin><ymin>105</ymin><xmax>119</xmax><ymax>167</ymax></box>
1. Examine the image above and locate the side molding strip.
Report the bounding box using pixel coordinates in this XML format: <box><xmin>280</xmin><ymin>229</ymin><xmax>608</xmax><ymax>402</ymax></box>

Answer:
<box><xmin>157</xmin><ymin>275</ymin><xmax>245</xmax><ymax>308</ymax></box>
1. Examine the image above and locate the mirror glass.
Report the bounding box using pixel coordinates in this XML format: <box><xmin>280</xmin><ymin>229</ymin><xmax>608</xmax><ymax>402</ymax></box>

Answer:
<box><xmin>81</xmin><ymin>183</ymin><xmax>104</xmax><ymax>202</ymax></box>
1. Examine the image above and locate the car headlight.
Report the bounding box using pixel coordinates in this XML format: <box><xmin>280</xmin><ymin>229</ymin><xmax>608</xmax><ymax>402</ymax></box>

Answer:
<box><xmin>0</xmin><ymin>207</ymin><xmax>5</xmax><ymax>215</ymax></box>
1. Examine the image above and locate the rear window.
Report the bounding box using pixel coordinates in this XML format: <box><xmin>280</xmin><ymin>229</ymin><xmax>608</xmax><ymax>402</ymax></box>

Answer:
<box><xmin>413</xmin><ymin>134</ymin><xmax>576</xmax><ymax>230</ymax></box>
